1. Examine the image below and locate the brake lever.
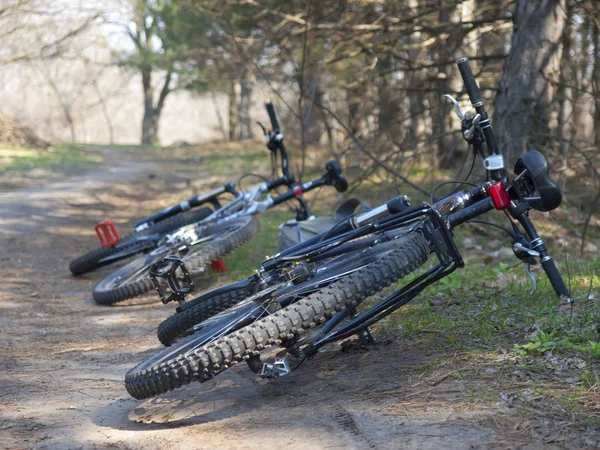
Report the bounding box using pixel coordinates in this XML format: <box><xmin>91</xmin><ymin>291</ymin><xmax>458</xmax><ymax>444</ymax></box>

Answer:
<box><xmin>513</xmin><ymin>242</ymin><xmax>539</xmax><ymax>296</ymax></box>
<box><xmin>256</xmin><ymin>121</ymin><xmax>268</xmax><ymax>137</ymax></box>
<box><xmin>443</xmin><ymin>94</ymin><xmax>465</xmax><ymax>120</ymax></box>
<box><xmin>525</xmin><ymin>263</ymin><xmax>537</xmax><ymax>295</ymax></box>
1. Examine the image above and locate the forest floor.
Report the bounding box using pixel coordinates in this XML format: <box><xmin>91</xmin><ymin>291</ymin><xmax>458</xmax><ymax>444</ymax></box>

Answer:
<box><xmin>0</xmin><ymin>144</ymin><xmax>599</xmax><ymax>449</ymax></box>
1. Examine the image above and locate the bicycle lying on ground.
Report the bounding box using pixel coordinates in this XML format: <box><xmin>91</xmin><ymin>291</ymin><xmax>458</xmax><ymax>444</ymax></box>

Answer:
<box><xmin>124</xmin><ymin>57</ymin><xmax>570</xmax><ymax>400</ymax></box>
<box><xmin>92</xmin><ymin>103</ymin><xmax>349</xmax><ymax>305</ymax></box>
<box><xmin>69</xmin><ymin>191</ymin><xmax>214</xmax><ymax>276</ymax></box>
<box><xmin>71</xmin><ymin>103</ymin><xmax>298</xmax><ymax>277</ymax></box>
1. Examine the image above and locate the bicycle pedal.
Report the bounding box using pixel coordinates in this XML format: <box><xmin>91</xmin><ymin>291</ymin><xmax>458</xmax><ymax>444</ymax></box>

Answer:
<box><xmin>150</xmin><ymin>256</ymin><xmax>195</xmax><ymax>304</ymax></box>
<box><xmin>259</xmin><ymin>357</ymin><xmax>291</xmax><ymax>378</ymax></box>
<box><xmin>94</xmin><ymin>220</ymin><xmax>120</xmax><ymax>248</ymax></box>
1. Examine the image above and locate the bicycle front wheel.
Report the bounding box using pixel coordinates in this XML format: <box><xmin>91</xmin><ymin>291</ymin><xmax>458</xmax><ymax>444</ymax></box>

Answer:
<box><xmin>125</xmin><ymin>231</ymin><xmax>430</xmax><ymax>399</ymax></box>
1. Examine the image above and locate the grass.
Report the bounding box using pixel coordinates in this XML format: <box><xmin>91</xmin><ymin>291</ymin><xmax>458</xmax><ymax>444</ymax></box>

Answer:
<box><xmin>376</xmin><ymin>255</ymin><xmax>600</xmax><ymax>357</ymax></box>
<box><xmin>0</xmin><ymin>144</ymin><xmax>100</xmax><ymax>172</ymax></box>
<box><xmin>71</xmin><ymin>142</ymin><xmax>170</xmax><ymax>151</ymax></box>
<box><xmin>220</xmin><ymin>210</ymin><xmax>291</xmax><ymax>280</ymax></box>
<box><xmin>365</xmin><ymin>243</ymin><xmax>600</xmax><ymax>432</ymax></box>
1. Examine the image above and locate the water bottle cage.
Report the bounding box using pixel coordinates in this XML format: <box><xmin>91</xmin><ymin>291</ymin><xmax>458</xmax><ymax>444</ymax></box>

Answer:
<box><xmin>149</xmin><ymin>256</ymin><xmax>195</xmax><ymax>305</ymax></box>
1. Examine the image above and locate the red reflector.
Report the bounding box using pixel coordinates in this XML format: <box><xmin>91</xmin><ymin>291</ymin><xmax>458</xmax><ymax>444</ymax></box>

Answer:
<box><xmin>488</xmin><ymin>182</ymin><xmax>510</xmax><ymax>210</ymax></box>
<box><xmin>210</xmin><ymin>258</ymin><xmax>227</xmax><ymax>272</ymax></box>
<box><xmin>293</xmin><ymin>185</ymin><xmax>303</xmax><ymax>198</ymax></box>
<box><xmin>94</xmin><ymin>220</ymin><xmax>120</xmax><ymax>247</ymax></box>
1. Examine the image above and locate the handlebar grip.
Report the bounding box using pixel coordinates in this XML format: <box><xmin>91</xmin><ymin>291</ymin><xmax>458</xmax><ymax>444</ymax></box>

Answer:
<box><xmin>541</xmin><ymin>257</ymin><xmax>571</xmax><ymax>300</ymax></box>
<box><xmin>457</xmin><ymin>57</ymin><xmax>483</xmax><ymax>107</ymax></box>
<box><xmin>271</xmin><ymin>188</ymin><xmax>295</xmax><ymax>207</ymax></box>
<box><xmin>325</xmin><ymin>160</ymin><xmax>348</xmax><ymax>193</ymax></box>
<box><xmin>266</xmin><ymin>102</ymin><xmax>280</xmax><ymax>134</ymax></box>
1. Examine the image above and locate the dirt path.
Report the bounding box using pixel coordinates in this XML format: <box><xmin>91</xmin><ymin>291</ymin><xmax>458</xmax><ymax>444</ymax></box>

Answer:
<box><xmin>0</xmin><ymin>148</ymin><xmax>553</xmax><ymax>449</ymax></box>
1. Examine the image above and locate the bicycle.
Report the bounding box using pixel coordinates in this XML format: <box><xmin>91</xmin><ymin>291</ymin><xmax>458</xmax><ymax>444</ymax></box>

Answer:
<box><xmin>92</xmin><ymin>103</ymin><xmax>349</xmax><ymax>305</ymax></box>
<box><xmin>69</xmin><ymin>103</ymin><xmax>289</xmax><ymax>277</ymax></box>
<box><xmin>124</xmin><ymin>57</ymin><xmax>569</xmax><ymax>400</ymax></box>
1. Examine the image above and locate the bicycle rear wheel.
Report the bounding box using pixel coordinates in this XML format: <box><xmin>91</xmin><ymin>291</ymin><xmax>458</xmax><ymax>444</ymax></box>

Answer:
<box><xmin>92</xmin><ymin>215</ymin><xmax>260</xmax><ymax>305</ymax></box>
<box><xmin>125</xmin><ymin>231</ymin><xmax>429</xmax><ymax>399</ymax></box>
<box><xmin>69</xmin><ymin>207</ymin><xmax>213</xmax><ymax>275</ymax></box>
<box><xmin>157</xmin><ymin>282</ymin><xmax>255</xmax><ymax>346</ymax></box>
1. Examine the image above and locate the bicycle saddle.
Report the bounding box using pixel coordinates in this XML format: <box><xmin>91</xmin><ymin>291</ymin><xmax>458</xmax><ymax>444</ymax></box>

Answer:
<box><xmin>514</xmin><ymin>151</ymin><xmax>562</xmax><ymax>212</ymax></box>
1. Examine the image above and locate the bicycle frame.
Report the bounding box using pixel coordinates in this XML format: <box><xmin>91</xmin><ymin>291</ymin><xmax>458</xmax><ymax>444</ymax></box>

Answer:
<box><xmin>98</xmin><ymin>102</ymin><xmax>307</xmax><ymax>265</ymax></box>
<box><xmin>254</xmin><ymin>57</ymin><xmax>571</xmax><ymax>357</ymax></box>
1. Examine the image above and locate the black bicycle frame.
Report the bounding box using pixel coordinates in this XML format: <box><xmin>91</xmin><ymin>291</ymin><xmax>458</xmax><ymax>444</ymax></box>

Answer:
<box><xmin>303</xmin><ymin>204</ymin><xmax>464</xmax><ymax>355</ymax></box>
<box><xmin>296</xmin><ymin>57</ymin><xmax>570</xmax><ymax>355</ymax></box>
<box><xmin>170</xmin><ymin>58</ymin><xmax>570</xmax><ymax>362</ymax></box>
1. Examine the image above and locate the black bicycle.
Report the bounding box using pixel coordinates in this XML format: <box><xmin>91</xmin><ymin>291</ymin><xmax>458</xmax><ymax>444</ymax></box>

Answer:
<box><xmin>92</xmin><ymin>103</ymin><xmax>348</xmax><ymax>305</ymax></box>
<box><xmin>125</xmin><ymin>57</ymin><xmax>569</xmax><ymax>400</ymax></box>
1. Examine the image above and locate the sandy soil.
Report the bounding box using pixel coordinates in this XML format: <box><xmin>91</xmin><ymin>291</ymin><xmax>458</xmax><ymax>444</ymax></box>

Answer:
<box><xmin>0</xmin><ymin>148</ymin><xmax>586</xmax><ymax>449</ymax></box>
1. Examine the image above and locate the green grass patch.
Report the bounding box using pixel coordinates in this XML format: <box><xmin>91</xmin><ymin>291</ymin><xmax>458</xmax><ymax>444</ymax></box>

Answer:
<box><xmin>221</xmin><ymin>210</ymin><xmax>290</xmax><ymax>280</ymax></box>
<box><xmin>374</xmin><ymin>255</ymin><xmax>600</xmax><ymax>363</ymax></box>
<box><xmin>0</xmin><ymin>144</ymin><xmax>100</xmax><ymax>171</ymax></box>
<box><xmin>73</xmin><ymin>142</ymin><xmax>169</xmax><ymax>151</ymax></box>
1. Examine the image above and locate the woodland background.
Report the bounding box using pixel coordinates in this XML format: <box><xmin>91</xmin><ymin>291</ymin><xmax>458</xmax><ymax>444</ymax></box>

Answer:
<box><xmin>1</xmin><ymin>0</ymin><xmax>599</xmax><ymax>199</ymax></box>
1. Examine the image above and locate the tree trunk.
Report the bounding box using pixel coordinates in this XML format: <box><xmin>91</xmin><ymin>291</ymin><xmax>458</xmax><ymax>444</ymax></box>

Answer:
<box><xmin>556</xmin><ymin>4</ymin><xmax>573</xmax><ymax>186</ymax></box>
<box><xmin>437</xmin><ymin>0</ymin><xmax>466</xmax><ymax>165</ymax></box>
<box><xmin>228</xmin><ymin>78</ymin><xmax>238</xmax><ymax>142</ymax></box>
<box><xmin>238</xmin><ymin>73</ymin><xmax>253</xmax><ymax>141</ymax></box>
<box><xmin>573</xmin><ymin>14</ymin><xmax>593</xmax><ymax>144</ymax></box>
<box><xmin>494</xmin><ymin>0</ymin><xmax>567</xmax><ymax>165</ymax></box>
<box><xmin>377</xmin><ymin>54</ymin><xmax>397</xmax><ymax>141</ymax></box>
<box><xmin>141</xmin><ymin>68</ymin><xmax>156</xmax><ymax>146</ymax></box>
<box><xmin>593</xmin><ymin>22</ymin><xmax>600</xmax><ymax>148</ymax></box>
<box><xmin>92</xmin><ymin>79</ymin><xmax>115</xmax><ymax>145</ymax></box>
<box><xmin>405</xmin><ymin>0</ymin><xmax>426</xmax><ymax>151</ymax></box>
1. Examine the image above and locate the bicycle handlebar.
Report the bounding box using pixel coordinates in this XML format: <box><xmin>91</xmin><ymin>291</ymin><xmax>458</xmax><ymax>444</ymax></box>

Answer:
<box><xmin>457</xmin><ymin>57</ymin><xmax>483</xmax><ymax>107</ymax></box>
<box><xmin>265</xmin><ymin>175</ymin><xmax>293</xmax><ymax>192</ymax></box>
<box><xmin>266</xmin><ymin>102</ymin><xmax>280</xmax><ymax>134</ymax></box>
<box><xmin>267</xmin><ymin>160</ymin><xmax>347</xmax><ymax>209</ymax></box>
<box><xmin>456</xmin><ymin>57</ymin><xmax>501</xmax><ymax>164</ymax></box>
<box><xmin>263</xmin><ymin>102</ymin><xmax>291</xmax><ymax>180</ymax></box>
<box><xmin>135</xmin><ymin>182</ymin><xmax>238</xmax><ymax>229</ymax></box>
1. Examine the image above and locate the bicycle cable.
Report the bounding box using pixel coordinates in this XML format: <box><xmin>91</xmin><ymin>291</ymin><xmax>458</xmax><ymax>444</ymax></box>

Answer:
<box><xmin>238</xmin><ymin>173</ymin><xmax>270</xmax><ymax>192</ymax></box>
<box><xmin>465</xmin><ymin>219</ymin><xmax>514</xmax><ymax>237</ymax></box>
<box><xmin>292</xmin><ymin>354</ymin><xmax>308</xmax><ymax>371</ymax></box>
<box><xmin>429</xmin><ymin>150</ymin><xmax>477</xmax><ymax>204</ymax></box>
<box><xmin>429</xmin><ymin>179</ymin><xmax>478</xmax><ymax>204</ymax></box>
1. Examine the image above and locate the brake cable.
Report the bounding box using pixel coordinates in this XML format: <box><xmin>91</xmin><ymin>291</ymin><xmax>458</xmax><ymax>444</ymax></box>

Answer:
<box><xmin>465</xmin><ymin>219</ymin><xmax>514</xmax><ymax>237</ymax></box>
<box><xmin>429</xmin><ymin>179</ymin><xmax>478</xmax><ymax>204</ymax></box>
<box><xmin>238</xmin><ymin>173</ymin><xmax>269</xmax><ymax>192</ymax></box>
